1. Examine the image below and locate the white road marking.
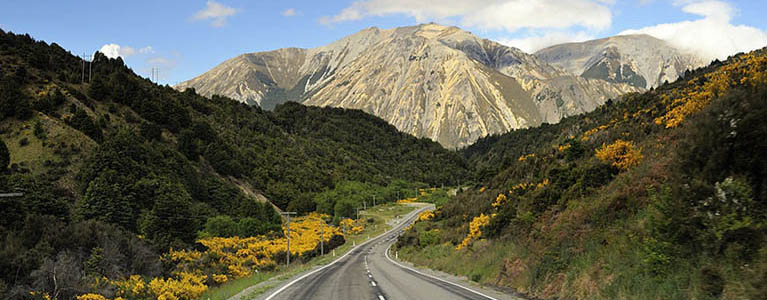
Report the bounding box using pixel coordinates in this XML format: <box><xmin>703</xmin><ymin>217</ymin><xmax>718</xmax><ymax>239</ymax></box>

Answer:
<box><xmin>378</xmin><ymin>295</ymin><xmax>386</xmax><ymax>300</ymax></box>
<box><xmin>384</xmin><ymin>243</ymin><xmax>498</xmax><ymax>300</ymax></box>
<box><xmin>371</xmin><ymin>281</ymin><xmax>377</xmax><ymax>287</ymax></box>
<box><xmin>263</xmin><ymin>206</ymin><xmax>429</xmax><ymax>300</ymax></box>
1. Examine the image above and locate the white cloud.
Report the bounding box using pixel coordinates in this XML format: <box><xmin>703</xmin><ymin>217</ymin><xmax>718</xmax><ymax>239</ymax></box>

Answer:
<box><xmin>99</xmin><ymin>44</ymin><xmax>137</xmax><ymax>59</ymax></box>
<box><xmin>621</xmin><ymin>0</ymin><xmax>767</xmax><ymax>60</ymax></box>
<box><xmin>99</xmin><ymin>44</ymin><xmax>156</xmax><ymax>59</ymax></box>
<box><xmin>282</xmin><ymin>8</ymin><xmax>298</xmax><ymax>17</ymax></box>
<box><xmin>139</xmin><ymin>46</ymin><xmax>155</xmax><ymax>54</ymax></box>
<box><xmin>499</xmin><ymin>31</ymin><xmax>596</xmax><ymax>53</ymax></box>
<box><xmin>193</xmin><ymin>1</ymin><xmax>239</xmax><ymax>28</ymax></box>
<box><xmin>320</xmin><ymin>0</ymin><xmax>612</xmax><ymax>33</ymax></box>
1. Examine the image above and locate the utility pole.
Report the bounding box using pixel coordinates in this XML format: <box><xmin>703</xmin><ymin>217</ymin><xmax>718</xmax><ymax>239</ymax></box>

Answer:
<box><xmin>363</xmin><ymin>200</ymin><xmax>366</xmax><ymax>210</ymax></box>
<box><xmin>281</xmin><ymin>212</ymin><xmax>297</xmax><ymax>266</ymax></box>
<box><xmin>373</xmin><ymin>195</ymin><xmax>376</xmax><ymax>207</ymax></box>
<box><xmin>81</xmin><ymin>52</ymin><xmax>85</xmax><ymax>83</ymax></box>
<box><xmin>320</xmin><ymin>220</ymin><xmax>324</xmax><ymax>256</ymax></box>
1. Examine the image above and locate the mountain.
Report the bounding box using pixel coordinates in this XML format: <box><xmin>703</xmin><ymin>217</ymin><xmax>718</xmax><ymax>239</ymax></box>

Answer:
<box><xmin>397</xmin><ymin>49</ymin><xmax>767</xmax><ymax>299</ymax></box>
<box><xmin>177</xmin><ymin>24</ymin><xmax>640</xmax><ymax>149</ymax></box>
<box><xmin>535</xmin><ymin>34</ymin><xmax>706</xmax><ymax>89</ymax></box>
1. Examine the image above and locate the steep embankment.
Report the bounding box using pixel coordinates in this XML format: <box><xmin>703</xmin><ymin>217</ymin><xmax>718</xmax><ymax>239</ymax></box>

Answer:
<box><xmin>397</xmin><ymin>49</ymin><xmax>767</xmax><ymax>299</ymax></box>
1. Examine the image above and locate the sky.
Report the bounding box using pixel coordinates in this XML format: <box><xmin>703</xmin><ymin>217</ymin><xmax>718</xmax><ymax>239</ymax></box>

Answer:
<box><xmin>1</xmin><ymin>0</ymin><xmax>766</xmax><ymax>85</ymax></box>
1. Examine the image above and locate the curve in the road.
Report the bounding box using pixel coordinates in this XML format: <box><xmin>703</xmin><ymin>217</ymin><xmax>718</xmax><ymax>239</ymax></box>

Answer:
<box><xmin>260</xmin><ymin>204</ymin><xmax>510</xmax><ymax>300</ymax></box>
<box><xmin>262</xmin><ymin>205</ymin><xmax>429</xmax><ymax>300</ymax></box>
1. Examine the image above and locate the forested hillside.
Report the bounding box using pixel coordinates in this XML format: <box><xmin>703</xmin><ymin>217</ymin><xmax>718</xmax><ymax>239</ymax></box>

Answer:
<box><xmin>398</xmin><ymin>48</ymin><xmax>767</xmax><ymax>299</ymax></box>
<box><xmin>0</xmin><ymin>30</ymin><xmax>466</xmax><ymax>299</ymax></box>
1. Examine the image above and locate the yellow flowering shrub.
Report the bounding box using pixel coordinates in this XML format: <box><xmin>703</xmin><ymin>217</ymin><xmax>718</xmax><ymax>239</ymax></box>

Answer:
<box><xmin>29</xmin><ymin>291</ymin><xmax>52</xmax><ymax>300</ymax></box>
<box><xmin>518</xmin><ymin>153</ymin><xmax>535</xmax><ymax>162</ymax></box>
<box><xmin>147</xmin><ymin>272</ymin><xmax>207</xmax><ymax>300</ymax></box>
<box><xmin>212</xmin><ymin>274</ymin><xmax>228</xmax><ymax>284</ymax></box>
<box><xmin>655</xmin><ymin>52</ymin><xmax>767</xmax><ymax>128</ymax></box>
<box><xmin>417</xmin><ymin>210</ymin><xmax>435</xmax><ymax>221</ymax></box>
<box><xmin>76</xmin><ymin>294</ymin><xmax>108</xmax><ymax>300</ymax></box>
<box><xmin>492</xmin><ymin>193</ymin><xmax>507</xmax><ymax>209</ymax></box>
<box><xmin>167</xmin><ymin>213</ymin><xmax>342</xmax><ymax>281</ymax></box>
<box><xmin>113</xmin><ymin>275</ymin><xmax>150</xmax><ymax>299</ymax></box>
<box><xmin>339</xmin><ymin>218</ymin><xmax>363</xmax><ymax>234</ymax></box>
<box><xmin>456</xmin><ymin>214</ymin><xmax>490</xmax><ymax>250</ymax></box>
<box><xmin>595</xmin><ymin>140</ymin><xmax>643</xmax><ymax>170</ymax></box>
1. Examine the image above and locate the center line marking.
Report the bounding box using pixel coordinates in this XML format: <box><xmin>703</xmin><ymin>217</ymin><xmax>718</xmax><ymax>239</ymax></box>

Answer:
<box><xmin>378</xmin><ymin>295</ymin><xmax>386</xmax><ymax>300</ymax></box>
<box><xmin>371</xmin><ymin>281</ymin><xmax>377</xmax><ymax>287</ymax></box>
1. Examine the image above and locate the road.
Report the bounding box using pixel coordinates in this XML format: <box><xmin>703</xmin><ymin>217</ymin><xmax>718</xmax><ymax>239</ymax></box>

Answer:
<box><xmin>258</xmin><ymin>204</ymin><xmax>520</xmax><ymax>300</ymax></box>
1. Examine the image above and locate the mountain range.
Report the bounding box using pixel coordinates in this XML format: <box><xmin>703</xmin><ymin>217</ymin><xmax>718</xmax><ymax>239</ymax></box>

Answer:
<box><xmin>176</xmin><ymin>24</ymin><xmax>705</xmax><ymax>148</ymax></box>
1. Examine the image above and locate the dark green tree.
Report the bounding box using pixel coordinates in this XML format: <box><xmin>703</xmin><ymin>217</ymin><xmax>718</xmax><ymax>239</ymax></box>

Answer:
<box><xmin>140</xmin><ymin>180</ymin><xmax>199</xmax><ymax>249</ymax></box>
<box><xmin>0</xmin><ymin>139</ymin><xmax>9</xmax><ymax>170</ymax></box>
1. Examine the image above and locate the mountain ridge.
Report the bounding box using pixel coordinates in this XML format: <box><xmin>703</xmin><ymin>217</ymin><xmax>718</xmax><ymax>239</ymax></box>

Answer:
<box><xmin>535</xmin><ymin>34</ymin><xmax>706</xmax><ymax>89</ymax></box>
<box><xmin>176</xmin><ymin>23</ymin><xmax>641</xmax><ymax>149</ymax></box>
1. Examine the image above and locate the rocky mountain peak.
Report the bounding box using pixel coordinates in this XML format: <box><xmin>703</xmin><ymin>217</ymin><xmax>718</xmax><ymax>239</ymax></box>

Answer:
<box><xmin>176</xmin><ymin>24</ymin><xmax>643</xmax><ymax>148</ymax></box>
<box><xmin>535</xmin><ymin>34</ymin><xmax>706</xmax><ymax>89</ymax></box>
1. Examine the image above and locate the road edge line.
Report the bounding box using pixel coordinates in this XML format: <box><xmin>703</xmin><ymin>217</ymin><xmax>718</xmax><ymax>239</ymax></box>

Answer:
<box><xmin>262</xmin><ymin>205</ymin><xmax>428</xmax><ymax>300</ymax></box>
<box><xmin>384</xmin><ymin>238</ymin><xmax>499</xmax><ymax>300</ymax></box>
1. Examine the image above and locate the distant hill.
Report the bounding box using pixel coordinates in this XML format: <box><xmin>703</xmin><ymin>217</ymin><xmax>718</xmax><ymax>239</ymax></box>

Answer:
<box><xmin>177</xmin><ymin>24</ymin><xmax>640</xmax><ymax>149</ymax></box>
<box><xmin>535</xmin><ymin>34</ymin><xmax>705</xmax><ymax>89</ymax></box>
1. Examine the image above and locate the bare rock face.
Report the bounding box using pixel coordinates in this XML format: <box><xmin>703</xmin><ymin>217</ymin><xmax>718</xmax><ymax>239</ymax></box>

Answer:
<box><xmin>177</xmin><ymin>24</ymin><xmax>642</xmax><ymax>148</ymax></box>
<box><xmin>535</xmin><ymin>34</ymin><xmax>706</xmax><ymax>89</ymax></box>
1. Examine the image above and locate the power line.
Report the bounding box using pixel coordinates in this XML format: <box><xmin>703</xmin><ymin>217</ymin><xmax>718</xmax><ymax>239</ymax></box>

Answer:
<box><xmin>150</xmin><ymin>67</ymin><xmax>160</xmax><ymax>83</ymax></box>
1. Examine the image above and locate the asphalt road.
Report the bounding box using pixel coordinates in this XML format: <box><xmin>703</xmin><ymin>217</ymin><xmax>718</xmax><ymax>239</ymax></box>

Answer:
<box><xmin>259</xmin><ymin>205</ymin><xmax>520</xmax><ymax>300</ymax></box>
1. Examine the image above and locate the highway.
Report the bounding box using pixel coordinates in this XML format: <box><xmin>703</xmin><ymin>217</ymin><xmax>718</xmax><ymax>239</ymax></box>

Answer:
<box><xmin>257</xmin><ymin>205</ymin><xmax>520</xmax><ymax>300</ymax></box>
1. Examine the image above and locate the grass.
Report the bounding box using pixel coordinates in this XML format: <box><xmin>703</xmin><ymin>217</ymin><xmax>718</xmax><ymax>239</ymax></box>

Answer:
<box><xmin>399</xmin><ymin>238</ymin><xmax>517</xmax><ymax>286</ymax></box>
<box><xmin>200</xmin><ymin>202</ymin><xmax>418</xmax><ymax>300</ymax></box>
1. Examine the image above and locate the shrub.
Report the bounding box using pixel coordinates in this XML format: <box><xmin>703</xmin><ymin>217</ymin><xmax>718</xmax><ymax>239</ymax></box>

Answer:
<box><xmin>595</xmin><ymin>139</ymin><xmax>643</xmax><ymax>170</ymax></box>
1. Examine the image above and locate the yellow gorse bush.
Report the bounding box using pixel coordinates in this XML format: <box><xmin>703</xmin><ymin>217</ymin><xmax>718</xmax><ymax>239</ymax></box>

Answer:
<box><xmin>212</xmin><ymin>274</ymin><xmax>228</xmax><ymax>284</ymax></box>
<box><xmin>417</xmin><ymin>210</ymin><xmax>435</xmax><ymax>221</ymax></box>
<box><xmin>339</xmin><ymin>218</ymin><xmax>364</xmax><ymax>234</ymax></box>
<box><xmin>147</xmin><ymin>272</ymin><xmax>207</xmax><ymax>300</ymax></box>
<box><xmin>456</xmin><ymin>214</ymin><xmax>490</xmax><ymax>250</ymax></box>
<box><xmin>82</xmin><ymin>213</ymin><xmax>348</xmax><ymax>300</ymax></box>
<box><xmin>595</xmin><ymin>140</ymin><xmax>643</xmax><ymax>170</ymax></box>
<box><xmin>492</xmin><ymin>193</ymin><xmax>507</xmax><ymax>209</ymax></box>
<box><xmin>169</xmin><ymin>213</ymin><xmax>342</xmax><ymax>280</ymax></box>
<box><xmin>30</xmin><ymin>291</ymin><xmax>52</xmax><ymax>300</ymax></box>
<box><xmin>655</xmin><ymin>52</ymin><xmax>767</xmax><ymax>128</ymax></box>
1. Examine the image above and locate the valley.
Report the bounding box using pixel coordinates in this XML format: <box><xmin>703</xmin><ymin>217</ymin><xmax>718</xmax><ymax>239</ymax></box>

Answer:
<box><xmin>1</xmin><ymin>5</ymin><xmax>766</xmax><ymax>300</ymax></box>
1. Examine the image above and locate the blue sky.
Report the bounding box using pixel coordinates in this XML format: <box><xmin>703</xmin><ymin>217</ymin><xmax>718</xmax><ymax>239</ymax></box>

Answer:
<box><xmin>2</xmin><ymin>1</ymin><xmax>765</xmax><ymax>85</ymax></box>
